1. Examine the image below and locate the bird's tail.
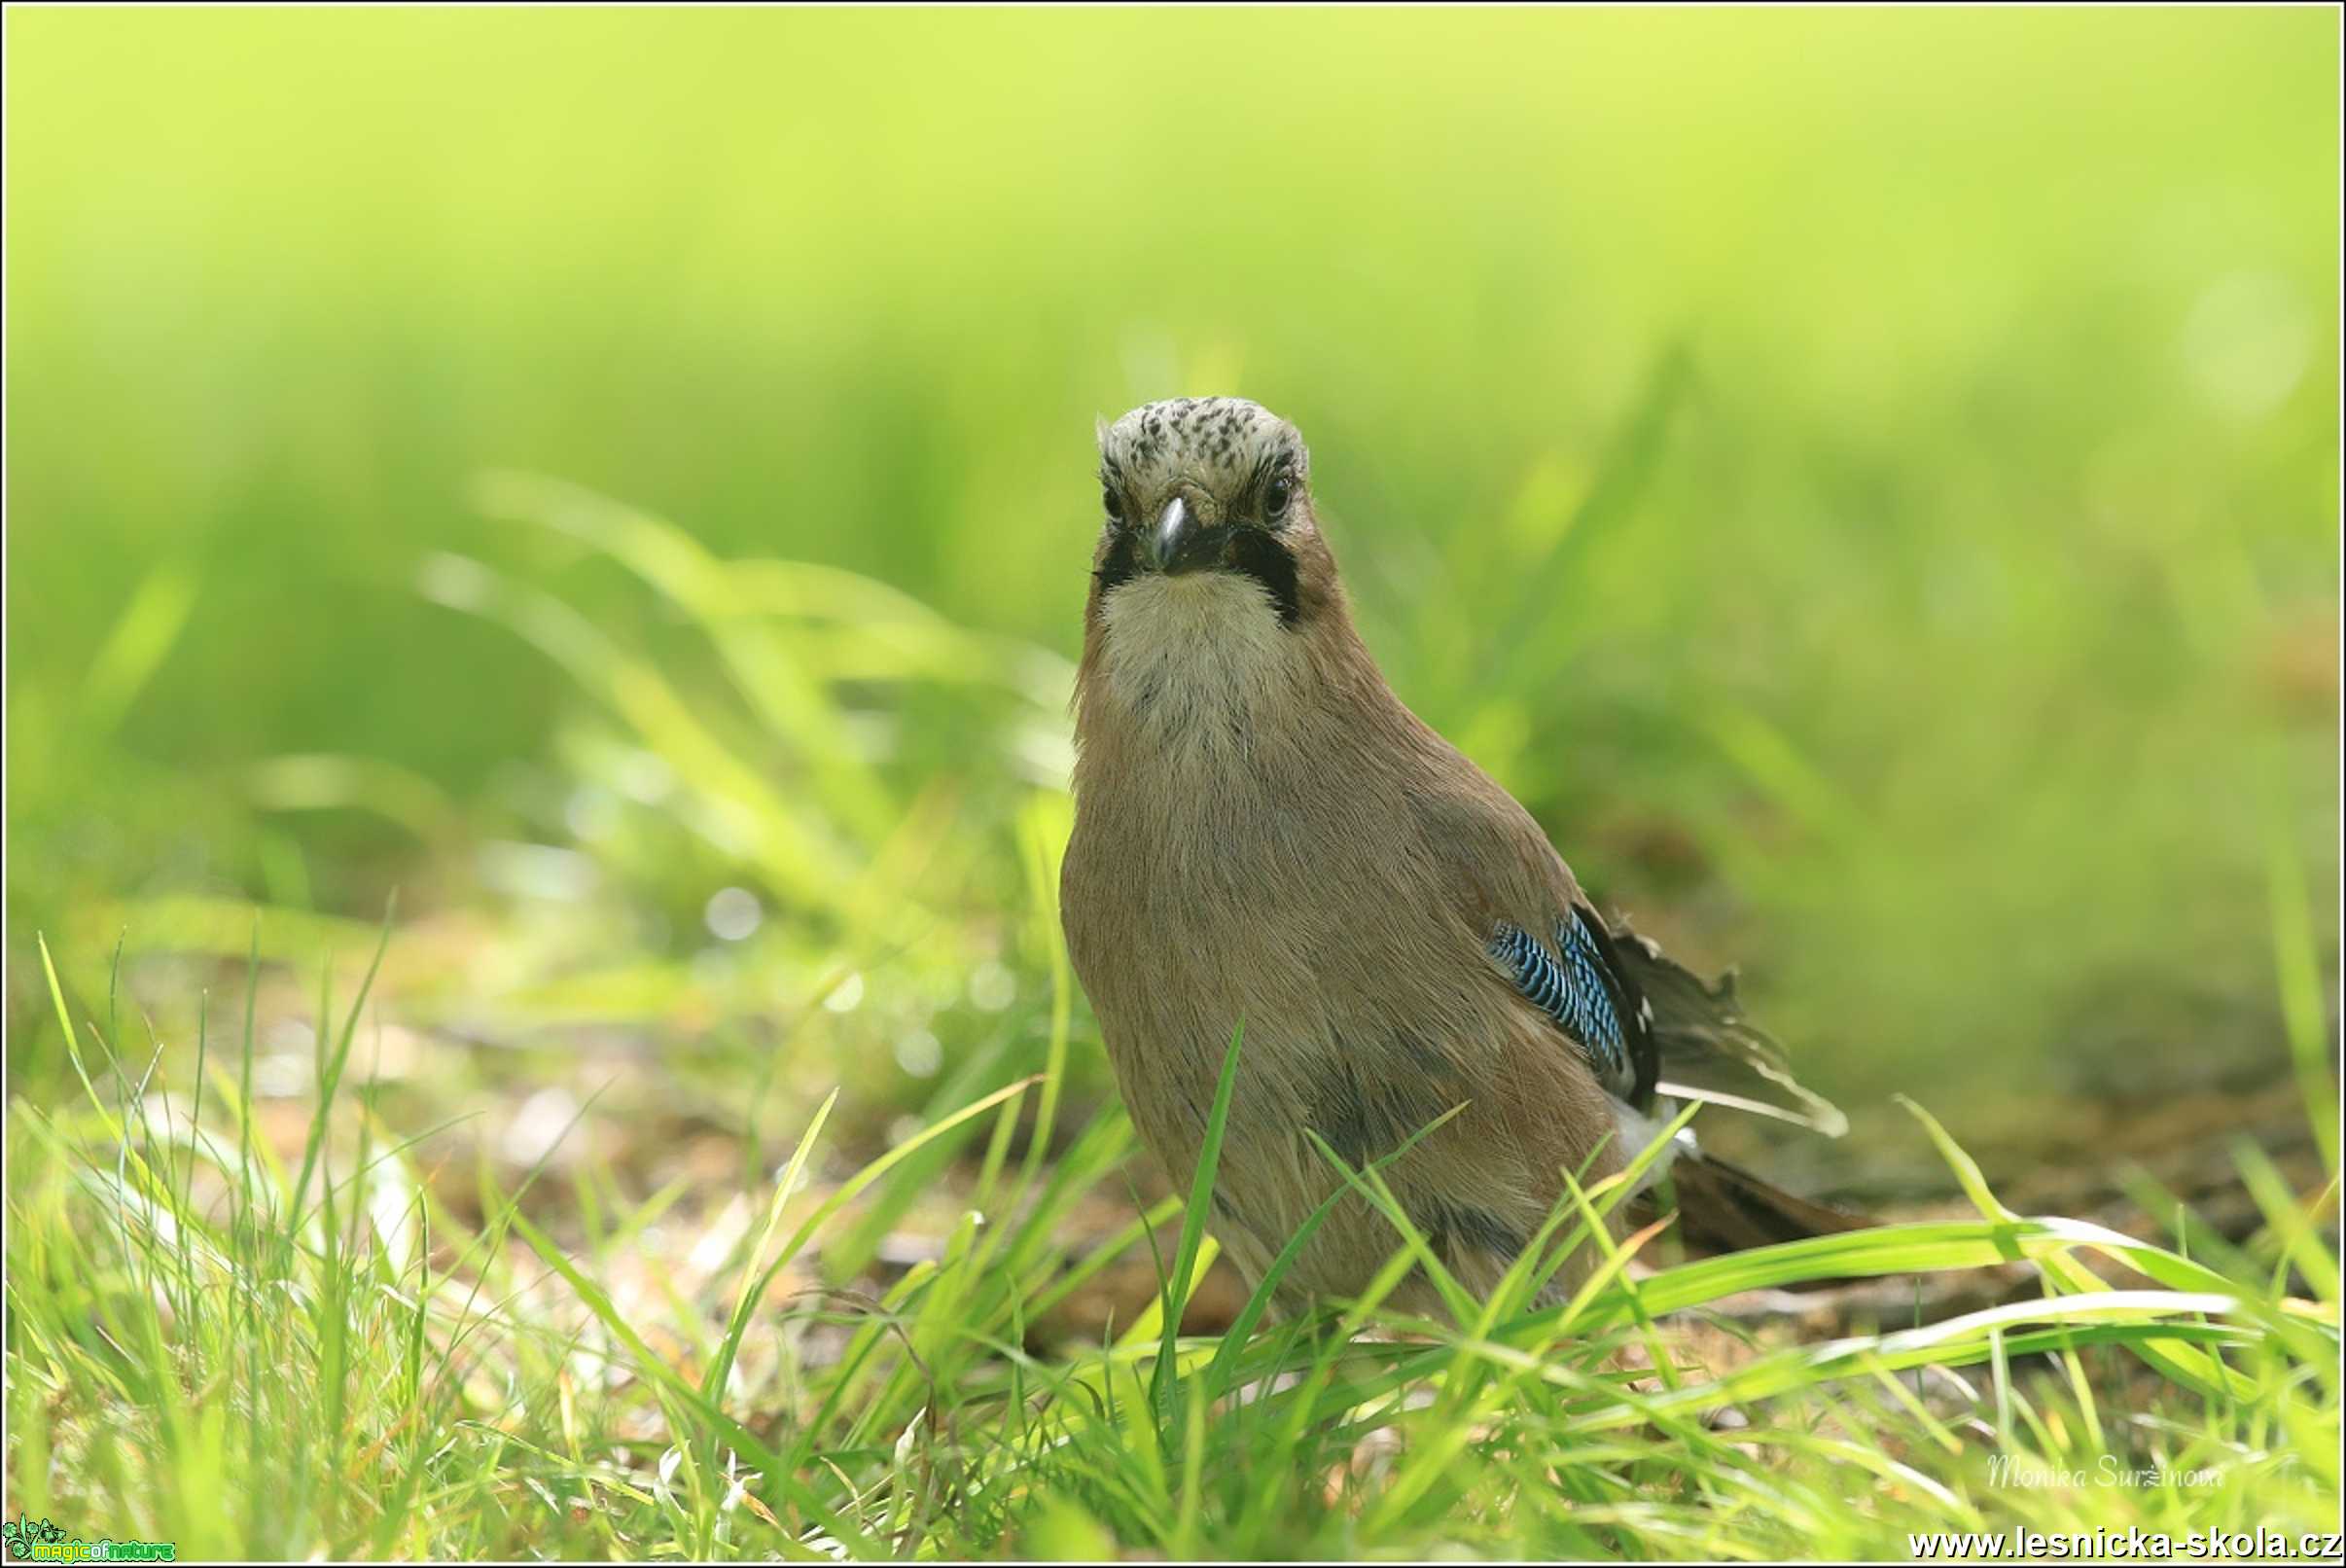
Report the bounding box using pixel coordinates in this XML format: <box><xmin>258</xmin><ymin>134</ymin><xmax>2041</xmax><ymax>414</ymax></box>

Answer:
<box><xmin>1659</xmin><ymin>1151</ymin><xmax>1874</xmax><ymax>1253</ymax></box>
<box><xmin>1601</xmin><ymin>912</ymin><xmax>1873</xmax><ymax>1251</ymax></box>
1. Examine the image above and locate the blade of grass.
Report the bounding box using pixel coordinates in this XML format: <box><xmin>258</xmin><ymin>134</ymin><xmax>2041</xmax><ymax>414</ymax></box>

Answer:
<box><xmin>1151</xmin><ymin>1020</ymin><xmax>1244</xmax><ymax>1422</ymax></box>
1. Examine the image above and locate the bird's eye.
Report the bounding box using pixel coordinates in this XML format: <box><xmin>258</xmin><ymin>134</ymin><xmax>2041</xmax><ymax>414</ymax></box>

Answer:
<box><xmin>1263</xmin><ymin>476</ymin><xmax>1294</xmax><ymax>520</ymax></box>
<box><xmin>1102</xmin><ymin>486</ymin><xmax>1123</xmax><ymax>522</ymax></box>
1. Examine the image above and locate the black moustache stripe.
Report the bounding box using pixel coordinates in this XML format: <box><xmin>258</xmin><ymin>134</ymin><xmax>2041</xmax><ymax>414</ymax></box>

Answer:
<box><xmin>1226</xmin><ymin>529</ymin><xmax>1302</xmax><ymax>627</ymax></box>
<box><xmin>1094</xmin><ymin>530</ymin><xmax>1144</xmax><ymax>597</ymax></box>
<box><xmin>1093</xmin><ymin>526</ymin><xmax>1303</xmax><ymax>629</ymax></box>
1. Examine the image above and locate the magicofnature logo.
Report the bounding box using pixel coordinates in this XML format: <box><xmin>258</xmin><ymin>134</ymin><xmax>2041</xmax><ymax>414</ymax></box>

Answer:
<box><xmin>2</xmin><ymin>1514</ymin><xmax>174</xmax><ymax>1562</ymax></box>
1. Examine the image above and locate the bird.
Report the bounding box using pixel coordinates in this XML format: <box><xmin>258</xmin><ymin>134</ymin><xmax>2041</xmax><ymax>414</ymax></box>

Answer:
<box><xmin>1059</xmin><ymin>396</ymin><xmax>1865</xmax><ymax>1318</ymax></box>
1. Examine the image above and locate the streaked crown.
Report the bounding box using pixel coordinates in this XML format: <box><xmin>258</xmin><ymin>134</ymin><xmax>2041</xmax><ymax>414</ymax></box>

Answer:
<box><xmin>1098</xmin><ymin>397</ymin><xmax>1307</xmax><ymax>519</ymax></box>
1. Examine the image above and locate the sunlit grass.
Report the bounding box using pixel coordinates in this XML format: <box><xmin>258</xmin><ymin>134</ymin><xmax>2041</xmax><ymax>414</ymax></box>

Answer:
<box><xmin>6</xmin><ymin>927</ymin><xmax>2337</xmax><ymax>1560</ymax></box>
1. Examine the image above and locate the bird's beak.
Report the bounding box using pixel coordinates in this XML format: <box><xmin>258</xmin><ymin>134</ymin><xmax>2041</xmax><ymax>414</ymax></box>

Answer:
<box><xmin>1142</xmin><ymin>495</ymin><xmax>1215</xmax><ymax>576</ymax></box>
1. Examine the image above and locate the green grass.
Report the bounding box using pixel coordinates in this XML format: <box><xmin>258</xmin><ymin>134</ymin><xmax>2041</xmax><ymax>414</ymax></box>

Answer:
<box><xmin>7</xmin><ymin>926</ymin><xmax>2338</xmax><ymax>1560</ymax></box>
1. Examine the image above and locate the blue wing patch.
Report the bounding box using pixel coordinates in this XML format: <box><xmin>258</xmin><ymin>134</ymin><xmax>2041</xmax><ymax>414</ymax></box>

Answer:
<box><xmin>1491</xmin><ymin>911</ymin><xmax>1635</xmax><ymax>1098</ymax></box>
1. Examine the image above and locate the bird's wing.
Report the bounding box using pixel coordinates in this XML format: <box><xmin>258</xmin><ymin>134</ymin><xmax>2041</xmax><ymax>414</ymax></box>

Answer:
<box><xmin>1598</xmin><ymin>914</ymin><xmax>1848</xmax><ymax>1137</ymax></box>
<box><xmin>1488</xmin><ymin>905</ymin><xmax>1660</xmax><ymax>1108</ymax></box>
<box><xmin>1408</xmin><ymin>767</ymin><xmax>1663</xmax><ymax>1109</ymax></box>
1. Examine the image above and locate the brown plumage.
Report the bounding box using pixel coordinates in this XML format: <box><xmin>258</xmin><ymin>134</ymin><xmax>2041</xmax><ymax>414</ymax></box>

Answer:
<box><xmin>1061</xmin><ymin>397</ymin><xmax>1861</xmax><ymax>1319</ymax></box>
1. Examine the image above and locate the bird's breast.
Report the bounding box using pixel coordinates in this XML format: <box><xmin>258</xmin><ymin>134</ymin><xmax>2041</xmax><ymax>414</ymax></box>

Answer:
<box><xmin>1062</xmin><ymin>716</ymin><xmax>1493</xmax><ymax>1102</ymax></box>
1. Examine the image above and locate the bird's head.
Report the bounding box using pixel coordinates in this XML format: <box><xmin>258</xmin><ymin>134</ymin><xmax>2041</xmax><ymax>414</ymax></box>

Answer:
<box><xmin>1089</xmin><ymin>396</ymin><xmax>1333</xmax><ymax>627</ymax></box>
<box><xmin>1079</xmin><ymin>397</ymin><xmax>1359</xmax><ymax>745</ymax></box>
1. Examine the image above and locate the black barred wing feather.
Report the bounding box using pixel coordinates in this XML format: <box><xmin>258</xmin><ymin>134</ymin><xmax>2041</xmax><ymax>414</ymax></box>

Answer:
<box><xmin>1489</xmin><ymin>907</ymin><xmax>1659</xmax><ymax>1106</ymax></box>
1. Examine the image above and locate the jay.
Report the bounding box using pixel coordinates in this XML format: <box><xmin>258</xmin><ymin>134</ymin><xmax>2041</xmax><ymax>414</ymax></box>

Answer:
<box><xmin>1061</xmin><ymin>397</ymin><xmax>1860</xmax><ymax>1315</ymax></box>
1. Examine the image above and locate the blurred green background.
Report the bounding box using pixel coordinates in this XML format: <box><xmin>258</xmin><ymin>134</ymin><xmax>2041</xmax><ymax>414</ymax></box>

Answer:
<box><xmin>5</xmin><ymin>8</ymin><xmax>2337</xmax><ymax>1156</ymax></box>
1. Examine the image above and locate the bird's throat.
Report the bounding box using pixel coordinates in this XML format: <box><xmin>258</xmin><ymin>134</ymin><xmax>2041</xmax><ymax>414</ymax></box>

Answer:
<box><xmin>1090</xmin><ymin>573</ymin><xmax>1309</xmax><ymax>760</ymax></box>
